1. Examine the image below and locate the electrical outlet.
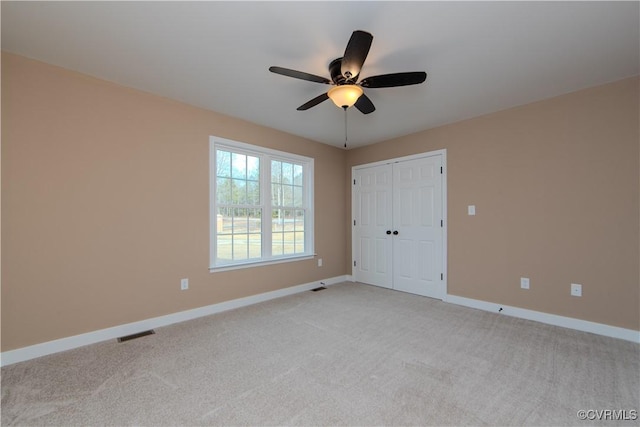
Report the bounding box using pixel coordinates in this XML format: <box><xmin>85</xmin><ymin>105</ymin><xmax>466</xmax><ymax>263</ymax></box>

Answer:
<box><xmin>520</xmin><ymin>277</ymin><xmax>530</xmax><ymax>289</ymax></box>
<box><xmin>181</xmin><ymin>278</ymin><xmax>189</xmax><ymax>291</ymax></box>
<box><xmin>318</xmin><ymin>258</ymin><xmax>323</xmax><ymax>267</ymax></box>
<box><xmin>468</xmin><ymin>205</ymin><xmax>476</xmax><ymax>216</ymax></box>
<box><xmin>571</xmin><ymin>283</ymin><xmax>582</xmax><ymax>297</ymax></box>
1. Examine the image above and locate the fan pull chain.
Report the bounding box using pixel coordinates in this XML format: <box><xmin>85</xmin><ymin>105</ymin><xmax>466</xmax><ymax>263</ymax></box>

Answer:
<box><xmin>343</xmin><ymin>106</ymin><xmax>348</xmax><ymax>148</ymax></box>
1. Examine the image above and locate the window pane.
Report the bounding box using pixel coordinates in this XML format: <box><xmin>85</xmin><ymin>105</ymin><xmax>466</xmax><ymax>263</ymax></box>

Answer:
<box><xmin>247</xmin><ymin>156</ymin><xmax>260</xmax><ymax>181</ymax></box>
<box><xmin>217</xmin><ymin>177</ymin><xmax>232</xmax><ymax>204</ymax></box>
<box><xmin>295</xmin><ymin>232</ymin><xmax>305</xmax><ymax>253</ymax></box>
<box><xmin>249</xmin><ymin>209</ymin><xmax>262</xmax><ymax>232</ymax></box>
<box><xmin>216</xmin><ymin>150</ymin><xmax>231</xmax><ymax>178</ymax></box>
<box><xmin>282</xmin><ymin>162</ymin><xmax>293</xmax><ymax>184</ymax></box>
<box><xmin>249</xmin><ymin>233</ymin><xmax>261</xmax><ymax>258</ymax></box>
<box><xmin>271</xmin><ymin>160</ymin><xmax>281</xmax><ymax>183</ymax></box>
<box><xmin>247</xmin><ymin>180</ymin><xmax>260</xmax><ymax>205</ymax></box>
<box><xmin>232</xmin><ymin>179</ymin><xmax>247</xmax><ymax>205</ymax></box>
<box><xmin>231</xmin><ymin>153</ymin><xmax>247</xmax><ymax>179</ymax></box>
<box><xmin>283</xmin><ymin>232</ymin><xmax>295</xmax><ymax>254</ymax></box>
<box><xmin>217</xmin><ymin>235</ymin><xmax>232</xmax><ymax>260</ymax></box>
<box><xmin>293</xmin><ymin>186</ymin><xmax>303</xmax><ymax>207</ymax></box>
<box><xmin>272</xmin><ymin>209</ymin><xmax>283</xmax><ymax>232</ymax></box>
<box><xmin>217</xmin><ymin>207</ymin><xmax>231</xmax><ymax>233</ymax></box>
<box><xmin>271</xmin><ymin>183</ymin><xmax>281</xmax><ymax>207</ymax></box>
<box><xmin>295</xmin><ymin>210</ymin><xmax>305</xmax><ymax>231</ymax></box>
<box><xmin>216</xmin><ymin>207</ymin><xmax>233</xmax><ymax>260</ymax></box>
<box><xmin>272</xmin><ymin>208</ymin><xmax>284</xmax><ymax>256</ymax></box>
<box><xmin>293</xmin><ymin>164</ymin><xmax>303</xmax><ymax>186</ymax></box>
<box><xmin>272</xmin><ymin>231</ymin><xmax>283</xmax><ymax>256</ymax></box>
<box><xmin>216</xmin><ymin>208</ymin><xmax>227</xmax><ymax>229</ymax></box>
<box><xmin>233</xmin><ymin>234</ymin><xmax>248</xmax><ymax>260</ymax></box>
<box><xmin>234</xmin><ymin>208</ymin><xmax>249</xmax><ymax>232</ymax></box>
<box><xmin>284</xmin><ymin>209</ymin><xmax>294</xmax><ymax>226</ymax></box>
<box><xmin>283</xmin><ymin>185</ymin><xmax>293</xmax><ymax>206</ymax></box>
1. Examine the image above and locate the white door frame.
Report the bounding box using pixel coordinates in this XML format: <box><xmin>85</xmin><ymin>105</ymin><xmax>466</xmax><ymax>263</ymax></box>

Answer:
<box><xmin>351</xmin><ymin>149</ymin><xmax>448</xmax><ymax>299</ymax></box>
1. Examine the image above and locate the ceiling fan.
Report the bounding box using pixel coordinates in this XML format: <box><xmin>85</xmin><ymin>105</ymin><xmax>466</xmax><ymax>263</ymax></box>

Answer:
<box><xmin>269</xmin><ymin>30</ymin><xmax>427</xmax><ymax>114</ymax></box>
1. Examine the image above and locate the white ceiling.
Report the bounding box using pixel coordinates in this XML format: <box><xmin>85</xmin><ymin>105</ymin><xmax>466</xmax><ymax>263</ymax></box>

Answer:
<box><xmin>2</xmin><ymin>1</ymin><xmax>639</xmax><ymax>149</ymax></box>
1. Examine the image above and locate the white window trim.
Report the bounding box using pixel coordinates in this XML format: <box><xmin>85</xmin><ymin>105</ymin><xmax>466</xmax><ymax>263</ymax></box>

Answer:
<box><xmin>209</xmin><ymin>136</ymin><xmax>314</xmax><ymax>271</ymax></box>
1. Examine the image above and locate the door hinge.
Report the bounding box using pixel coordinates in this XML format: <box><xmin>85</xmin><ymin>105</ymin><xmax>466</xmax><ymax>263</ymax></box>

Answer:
<box><xmin>353</xmin><ymin>220</ymin><xmax>356</xmax><ymax>226</ymax></box>
<box><xmin>441</xmin><ymin>219</ymin><xmax>443</xmax><ymax>227</ymax></box>
<box><xmin>441</xmin><ymin>273</ymin><xmax>444</xmax><ymax>280</ymax></box>
<box><xmin>353</xmin><ymin>179</ymin><xmax>356</xmax><ymax>185</ymax></box>
<box><xmin>354</xmin><ymin>260</ymin><xmax>357</xmax><ymax>267</ymax></box>
<box><xmin>440</xmin><ymin>166</ymin><xmax>443</xmax><ymax>174</ymax></box>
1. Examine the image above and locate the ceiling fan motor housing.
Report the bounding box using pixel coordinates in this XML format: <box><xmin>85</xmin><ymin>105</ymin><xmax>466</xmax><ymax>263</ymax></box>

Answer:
<box><xmin>329</xmin><ymin>58</ymin><xmax>349</xmax><ymax>85</ymax></box>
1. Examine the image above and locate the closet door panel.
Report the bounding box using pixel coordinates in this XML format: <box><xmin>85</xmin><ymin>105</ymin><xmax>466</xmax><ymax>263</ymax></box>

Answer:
<box><xmin>392</xmin><ymin>156</ymin><xmax>443</xmax><ymax>298</ymax></box>
<box><xmin>353</xmin><ymin>164</ymin><xmax>392</xmax><ymax>288</ymax></box>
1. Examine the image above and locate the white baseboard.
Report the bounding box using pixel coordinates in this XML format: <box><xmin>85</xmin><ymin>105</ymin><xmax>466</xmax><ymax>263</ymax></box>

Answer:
<box><xmin>0</xmin><ymin>275</ymin><xmax>349</xmax><ymax>367</ymax></box>
<box><xmin>444</xmin><ymin>294</ymin><xmax>640</xmax><ymax>344</ymax></box>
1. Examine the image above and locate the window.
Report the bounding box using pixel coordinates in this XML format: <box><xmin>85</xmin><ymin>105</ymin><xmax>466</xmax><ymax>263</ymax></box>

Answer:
<box><xmin>210</xmin><ymin>137</ymin><xmax>314</xmax><ymax>270</ymax></box>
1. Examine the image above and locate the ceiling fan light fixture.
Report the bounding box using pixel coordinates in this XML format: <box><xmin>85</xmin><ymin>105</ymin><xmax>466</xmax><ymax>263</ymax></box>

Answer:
<box><xmin>328</xmin><ymin>85</ymin><xmax>363</xmax><ymax>109</ymax></box>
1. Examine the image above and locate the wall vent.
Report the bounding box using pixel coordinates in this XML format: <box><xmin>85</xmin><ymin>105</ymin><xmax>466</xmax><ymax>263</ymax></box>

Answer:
<box><xmin>117</xmin><ymin>330</ymin><xmax>155</xmax><ymax>343</ymax></box>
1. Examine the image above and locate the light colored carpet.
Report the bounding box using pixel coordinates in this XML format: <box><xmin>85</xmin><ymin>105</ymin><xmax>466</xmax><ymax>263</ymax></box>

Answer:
<box><xmin>1</xmin><ymin>282</ymin><xmax>638</xmax><ymax>426</ymax></box>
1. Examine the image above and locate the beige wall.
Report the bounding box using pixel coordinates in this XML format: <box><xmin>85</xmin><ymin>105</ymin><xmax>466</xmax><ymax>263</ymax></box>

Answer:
<box><xmin>347</xmin><ymin>76</ymin><xmax>640</xmax><ymax>331</ymax></box>
<box><xmin>1</xmin><ymin>53</ymin><xmax>347</xmax><ymax>351</ymax></box>
<box><xmin>2</xmin><ymin>52</ymin><xmax>638</xmax><ymax>353</ymax></box>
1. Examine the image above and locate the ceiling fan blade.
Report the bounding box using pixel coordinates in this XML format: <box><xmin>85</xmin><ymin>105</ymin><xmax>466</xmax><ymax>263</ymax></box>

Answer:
<box><xmin>341</xmin><ymin>30</ymin><xmax>373</xmax><ymax>81</ymax></box>
<box><xmin>354</xmin><ymin>93</ymin><xmax>375</xmax><ymax>114</ymax></box>
<box><xmin>360</xmin><ymin>72</ymin><xmax>427</xmax><ymax>88</ymax></box>
<box><xmin>297</xmin><ymin>93</ymin><xmax>330</xmax><ymax>111</ymax></box>
<box><xmin>269</xmin><ymin>66</ymin><xmax>331</xmax><ymax>84</ymax></box>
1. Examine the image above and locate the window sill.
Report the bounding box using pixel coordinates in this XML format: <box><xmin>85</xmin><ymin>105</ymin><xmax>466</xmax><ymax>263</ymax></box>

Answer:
<box><xmin>209</xmin><ymin>254</ymin><xmax>315</xmax><ymax>273</ymax></box>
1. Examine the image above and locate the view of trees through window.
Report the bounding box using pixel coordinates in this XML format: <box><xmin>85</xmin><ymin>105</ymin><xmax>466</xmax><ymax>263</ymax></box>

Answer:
<box><xmin>271</xmin><ymin>160</ymin><xmax>305</xmax><ymax>256</ymax></box>
<box><xmin>215</xmin><ymin>148</ymin><xmax>306</xmax><ymax>264</ymax></box>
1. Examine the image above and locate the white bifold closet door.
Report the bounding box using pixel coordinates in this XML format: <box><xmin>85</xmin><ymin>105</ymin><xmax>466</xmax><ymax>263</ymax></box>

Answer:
<box><xmin>353</xmin><ymin>153</ymin><xmax>444</xmax><ymax>299</ymax></box>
